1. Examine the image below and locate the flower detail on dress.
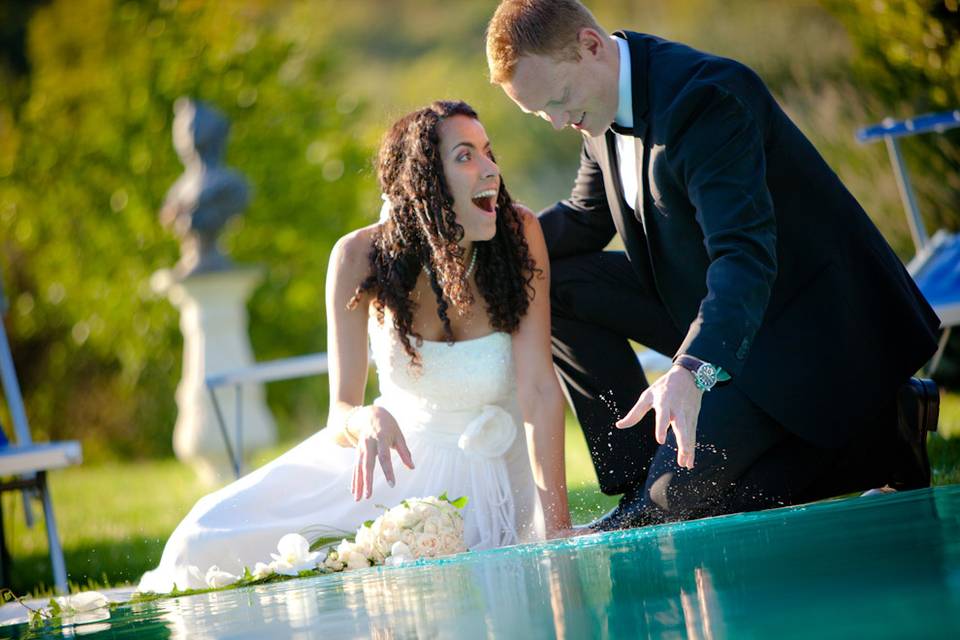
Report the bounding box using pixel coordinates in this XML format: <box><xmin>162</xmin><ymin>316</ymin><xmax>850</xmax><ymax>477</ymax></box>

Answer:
<box><xmin>458</xmin><ymin>405</ymin><xmax>517</xmax><ymax>458</ymax></box>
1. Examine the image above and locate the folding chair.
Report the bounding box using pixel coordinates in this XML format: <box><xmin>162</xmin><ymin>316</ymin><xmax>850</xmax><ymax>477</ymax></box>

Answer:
<box><xmin>857</xmin><ymin>109</ymin><xmax>960</xmax><ymax>374</ymax></box>
<box><xmin>0</xmin><ymin>273</ymin><xmax>81</xmax><ymax>594</ymax></box>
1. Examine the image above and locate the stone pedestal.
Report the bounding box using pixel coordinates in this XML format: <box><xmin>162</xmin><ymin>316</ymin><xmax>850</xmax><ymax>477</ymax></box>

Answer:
<box><xmin>155</xmin><ymin>267</ymin><xmax>276</xmax><ymax>485</ymax></box>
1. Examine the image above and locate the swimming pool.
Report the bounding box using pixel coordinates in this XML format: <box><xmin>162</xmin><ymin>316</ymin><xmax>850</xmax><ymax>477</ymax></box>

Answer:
<box><xmin>8</xmin><ymin>485</ymin><xmax>960</xmax><ymax>638</ymax></box>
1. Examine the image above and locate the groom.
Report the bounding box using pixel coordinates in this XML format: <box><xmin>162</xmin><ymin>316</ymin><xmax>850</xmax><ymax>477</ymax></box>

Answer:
<box><xmin>486</xmin><ymin>0</ymin><xmax>942</xmax><ymax>529</ymax></box>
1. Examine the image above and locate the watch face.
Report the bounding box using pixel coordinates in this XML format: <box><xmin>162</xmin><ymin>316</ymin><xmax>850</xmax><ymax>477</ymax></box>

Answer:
<box><xmin>696</xmin><ymin>363</ymin><xmax>718</xmax><ymax>389</ymax></box>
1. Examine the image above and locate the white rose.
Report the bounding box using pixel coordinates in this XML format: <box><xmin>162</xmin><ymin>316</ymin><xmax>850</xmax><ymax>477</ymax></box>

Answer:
<box><xmin>367</xmin><ymin>517</ymin><xmax>384</xmax><ymax>541</ymax></box>
<box><xmin>324</xmin><ymin>551</ymin><xmax>345</xmax><ymax>572</ymax></box>
<box><xmin>423</xmin><ymin>516</ymin><xmax>446</xmax><ymax>534</ymax></box>
<box><xmin>435</xmin><ymin>534</ymin><xmax>454</xmax><ymax>554</ymax></box>
<box><xmin>400</xmin><ymin>528</ymin><xmax>417</xmax><ymax>548</ymax></box>
<box><xmin>390</xmin><ymin>541</ymin><xmax>412</xmax><ymax>559</ymax></box>
<box><xmin>384</xmin><ymin>541</ymin><xmax>414</xmax><ymax>567</ymax></box>
<box><xmin>378</xmin><ymin>519</ymin><xmax>402</xmax><ymax>546</ymax></box>
<box><xmin>412</xmin><ymin>501</ymin><xmax>433</xmax><ymax>520</ymax></box>
<box><xmin>414</xmin><ymin>532</ymin><xmax>440</xmax><ymax>558</ymax></box>
<box><xmin>395</xmin><ymin>505</ymin><xmax>421</xmax><ymax>528</ymax></box>
<box><xmin>345</xmin><ymin>551</ymin><xmax>371</xmax><ymax>571</ymax></box>
<box><xmin>205</xmin><ymin>566</ymin><xmax>240</xmax><ymax>589</ymax></box>
<box><xmin>336</xmin><ymin>539</ymin><xmax>359</xmax><ymax>557</ymax></box>
<box><xmin>353</xmin><ymin>535</ymin><xmax>383</xmax><ymax>564</ymax></box>
<box><xmin>355</xmin><ymin>527</ymin><xmax>376</xmax><ymax>553</ymax></box>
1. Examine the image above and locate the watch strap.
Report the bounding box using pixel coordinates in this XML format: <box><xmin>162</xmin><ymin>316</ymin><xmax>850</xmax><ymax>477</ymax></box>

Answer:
<box><xmin>674</xmin><ymin>355</ymin><xmax>729</xmax><ymax>391</ymax></box>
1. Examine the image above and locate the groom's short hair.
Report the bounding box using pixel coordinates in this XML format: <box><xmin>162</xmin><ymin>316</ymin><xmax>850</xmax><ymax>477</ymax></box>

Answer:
<box><xmin>486</xmin><ymin>0</ymin><xmax>605</xmax><ymax>84</ymax></box>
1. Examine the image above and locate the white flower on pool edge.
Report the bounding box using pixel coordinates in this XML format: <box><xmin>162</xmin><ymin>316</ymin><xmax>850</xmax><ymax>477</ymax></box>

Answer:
<box><xmin>205</xmin><ymin>566</ymin><xmax>240</xmax><ymax>588</ymax></box>
<box><xmin>252</xmin><ymin>562</ymin><xmax>275</xmax><ymax>580</ymax></box>
<box><xmin>270</xmin><ymin>533</ymin><xmax>322</xmax><ymax>576</ymax></box>
<box><xmin>55</xmin><ymin>591</ymin><xmax>109</xmax><ymax>614</ymax></box>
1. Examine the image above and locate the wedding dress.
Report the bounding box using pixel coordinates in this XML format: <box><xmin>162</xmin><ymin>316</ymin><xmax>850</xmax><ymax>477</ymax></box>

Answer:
<box><xmin>137</xmin><ymin>317</ymin><xmax>543</xmax><ymax>593</ymax></box>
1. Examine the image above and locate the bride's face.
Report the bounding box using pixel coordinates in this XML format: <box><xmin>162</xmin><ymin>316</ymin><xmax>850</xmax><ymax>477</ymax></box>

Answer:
<box><xmin>437</xmin><ymin>115</ymin><xmax>501</xmax><ymax>243</ymax></box>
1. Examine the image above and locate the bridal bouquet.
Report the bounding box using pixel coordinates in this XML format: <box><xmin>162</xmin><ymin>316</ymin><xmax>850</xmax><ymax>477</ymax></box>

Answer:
<box><xmin>323</xmin><ymin>494</ymin><xmax>469</xmax><ymax>571</ymax></box>
<box><xmin>187</xmin><ymin>493</ymin><xmax>470</xmax><ymax>590</ymax></box>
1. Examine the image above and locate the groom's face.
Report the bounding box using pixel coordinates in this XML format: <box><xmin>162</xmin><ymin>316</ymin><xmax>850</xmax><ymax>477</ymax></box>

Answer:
<box><xmin>500</xmin><ymin>32</ymin><xmax>618</xmax><ymax>137</ymax></box>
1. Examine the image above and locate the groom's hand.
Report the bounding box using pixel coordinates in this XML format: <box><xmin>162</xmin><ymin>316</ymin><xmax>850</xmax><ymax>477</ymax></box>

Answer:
<box><xmin>351</xmin><ymin>406</ymin><xmax>415</xmax><ymax>501</ymax></box>
<box><xmin>615</xmin><ymin>365</ymin><xmax>703</xmax><ymax>469</ymax></box>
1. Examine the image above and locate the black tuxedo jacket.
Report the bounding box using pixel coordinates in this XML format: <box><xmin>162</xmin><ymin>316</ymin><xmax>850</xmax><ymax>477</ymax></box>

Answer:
<box><xmin>539</xmin><ymin>31</ymin><xmax>940</xmax><ymax>447</ymax></box>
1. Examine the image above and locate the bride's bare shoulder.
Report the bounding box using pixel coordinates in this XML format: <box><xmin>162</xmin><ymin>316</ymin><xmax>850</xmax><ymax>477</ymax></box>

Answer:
<box><xmin>329</xmin><ymin>224</ymin><xmax>379</xmax><ymax>281</ymax></box>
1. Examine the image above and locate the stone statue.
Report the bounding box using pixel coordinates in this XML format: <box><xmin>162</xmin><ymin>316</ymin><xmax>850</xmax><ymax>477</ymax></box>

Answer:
<box><xmin>160</xmin><ymin>97</ymin><xmax>249</xmax><ymax>278</ymax></box>
<box><xmin>154</xmin><ymin>97</ymin><xmax>276</xmax><ymax>484</ymax></box>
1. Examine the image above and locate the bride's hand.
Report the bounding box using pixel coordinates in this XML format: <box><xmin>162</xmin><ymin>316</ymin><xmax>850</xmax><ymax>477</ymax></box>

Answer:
<box><xmin>350</xmin><ymin>406</ymin><xmax>415</xmax><ymax>501</ymax></box>
<box><xmin>545</xmin><ymin>526</ymin><xmax>589</xmax><ymax>540</ymax></box>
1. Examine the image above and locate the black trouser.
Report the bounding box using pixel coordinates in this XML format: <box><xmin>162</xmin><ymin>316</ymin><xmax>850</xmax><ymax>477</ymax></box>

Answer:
<box><xmin>551</xmin><ymin>251</ymin><xmax>899</xmax><ymax>523</ymax></box>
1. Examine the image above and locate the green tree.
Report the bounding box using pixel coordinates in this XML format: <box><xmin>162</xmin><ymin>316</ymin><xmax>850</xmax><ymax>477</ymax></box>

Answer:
<box><xmin>1</xmin><ymin>0</ymin><xmax>372</xmax><ymax>458</ymax></box>
<box><xmin>822</xmin><ymin>0</ymin><xmax>960</xmax><ymax>233</ymax></box>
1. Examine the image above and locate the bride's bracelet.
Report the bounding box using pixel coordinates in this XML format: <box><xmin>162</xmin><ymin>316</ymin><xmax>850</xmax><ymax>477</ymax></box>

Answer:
<box><xmin>342</xmin><ymin>405</ymin><xmax>364</xmax><ymax>446</ymax></box>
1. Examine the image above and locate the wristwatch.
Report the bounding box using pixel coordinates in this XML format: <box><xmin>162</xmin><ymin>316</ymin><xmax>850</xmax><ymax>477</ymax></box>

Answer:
<box><xmin>674</xmin><ymin>355</ymin><xmax>730</xmax><ymax>392</ymax></box>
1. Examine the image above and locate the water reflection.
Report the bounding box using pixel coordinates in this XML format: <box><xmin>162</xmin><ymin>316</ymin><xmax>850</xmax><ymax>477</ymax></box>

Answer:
<box><xmin>7</xmin><ymin>487</ymin><xmax>960</xmax><ymax>639</ymax></box>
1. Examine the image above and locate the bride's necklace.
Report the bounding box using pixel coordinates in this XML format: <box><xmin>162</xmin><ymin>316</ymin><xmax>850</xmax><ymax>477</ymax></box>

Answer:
<box><xmin>422</xmin><ymin>246</ymin><xmax>478</xmax><ymax>281</ymax></box>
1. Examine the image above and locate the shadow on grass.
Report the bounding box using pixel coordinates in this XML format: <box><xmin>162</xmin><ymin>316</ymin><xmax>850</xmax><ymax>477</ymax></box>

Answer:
<box><xmin>5</xmin><ymin>538</ymin><xmax>163</xmax><ymax>597</ymax></box>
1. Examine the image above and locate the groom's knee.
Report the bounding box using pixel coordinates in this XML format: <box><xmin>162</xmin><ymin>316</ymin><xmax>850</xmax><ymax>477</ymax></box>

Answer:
<box><xmin>548</xmin><ymin>256</ymin><xmax>579</xmax><ymax>319</ymax></box>
<box><xmin>549</xmin><ymin>253</ymin><xmax>610</xmax><ymax>321</ymax></box>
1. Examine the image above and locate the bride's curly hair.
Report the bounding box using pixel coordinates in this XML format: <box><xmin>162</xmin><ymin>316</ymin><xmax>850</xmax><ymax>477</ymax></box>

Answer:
<box><xmin>349</xmin><ymin>100</ymin><xmax>538</xmax><ymax>367</ymax></box>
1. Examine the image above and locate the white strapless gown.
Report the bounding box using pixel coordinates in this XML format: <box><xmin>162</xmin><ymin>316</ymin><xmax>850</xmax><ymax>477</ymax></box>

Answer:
<box><xmin>138</xmin><ymin>319</ymin><xmax>544</xmax><ymax>593</ymax></box>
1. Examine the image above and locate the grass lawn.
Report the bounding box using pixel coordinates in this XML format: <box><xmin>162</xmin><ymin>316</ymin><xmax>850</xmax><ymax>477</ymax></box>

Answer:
<box><xmin>4</xmin><ymin>399</ymin><xmax>960</xmax><ymax>597</ymax></box>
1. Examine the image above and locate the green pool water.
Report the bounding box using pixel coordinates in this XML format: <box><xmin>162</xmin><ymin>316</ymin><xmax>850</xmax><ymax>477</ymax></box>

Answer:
<box><xmin>8</xmin><ymin>486</ymin><xmax>960</xmax><ymax>639</ymax></box>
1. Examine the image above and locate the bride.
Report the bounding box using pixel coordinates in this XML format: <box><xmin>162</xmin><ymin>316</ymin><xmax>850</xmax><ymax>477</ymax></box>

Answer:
<box><xmin>138</xmin><ymin>100</ymin><xmax>572</xmax><ymax>593</ymax></box>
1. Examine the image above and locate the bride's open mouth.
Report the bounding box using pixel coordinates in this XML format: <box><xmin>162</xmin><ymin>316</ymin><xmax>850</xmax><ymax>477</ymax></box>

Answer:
<box><xmin>471</xmin><ymin>189</ymin><xmax>498</xmax><ymax>216</ymax></box>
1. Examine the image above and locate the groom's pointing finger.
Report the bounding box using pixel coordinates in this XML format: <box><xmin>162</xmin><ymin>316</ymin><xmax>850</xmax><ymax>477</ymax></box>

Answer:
<box><xmin>616</xmin><ymin>389</ymin><xmax>653</xmax><ymax>429</ymax></box>
<box><xmin>672</xmin><ymin>416</ymin><xmax>694</xmax><ymax>470</ymax></box>
<box><xmin>654</xmin><ymin>406</ymin><xmax>669</xmax><ymax>445</ymax></box>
